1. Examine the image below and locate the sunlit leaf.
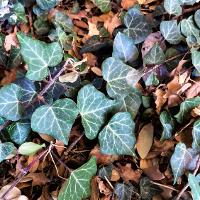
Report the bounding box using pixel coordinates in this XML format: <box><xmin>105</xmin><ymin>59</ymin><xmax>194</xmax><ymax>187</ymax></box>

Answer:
<box><xmin>98</xmin><ymin>112</ymin><xmax>136</xmax><ymax>156</ymax></box>
<box><xmin>77</xmin><ymin>84</ymin><xmax>115</xmax><ymax>140</ymax></box>
<box><xmin>143</xmin><ymin>43</ymin><xmax>165</xmax><ymax>65</ymax></box>
<box><xmin>123</xmin><ymin>8</ymin><xmax>151</xmax><ymax>44</ymax></box>
<box><xmin>0</xmin><ymin>83</ymin><xmax>24</xmax><ymax>121</ymax></box>
<box><xmin>18</xmin><ymin>142</ymin><xmax>45</xmax><ymax>155</ymax></box>
<box><xmin>112</xmin><ymin>32</ymin><xmax>139</xmax><ymax>63</ymax></box>
<box><xmin>17</xmin><ymin>32</ymin><xmax>63</xmax><ymax>81</ymax></box>
<box><xmin>164</xmin><ymin>0</ymin><xmax>182</xmax><ymax>16</ymax></box>
<box><xmin>160</xmin><ymin>20</ymin><xmax>183</xmax><ymax>44</ymax></box>
<box><xmin>102</xmin><ymin>57</ymin><xmax>142</xmax><ymax>98</ymax></box>
<box><xmin>175</xmin><ymin>96</ymin><xmax>200</xmax><ymax>123</ymax></box>
<box><xmin>31</xmin><ymin>99</ymin><xmax>78</xmax><ymax>144</ymax></box>
<box><xmin>160</xmin><ymin>111</ymin><xmax>174</xmax><ymax>141</ymax></box>
<box><xmin>58</xmin><ymin>157</ymin><xmax>97</xmax><ymax>200</ymax></box>
<box><xmin>188</xmin><ymin>174</ymin><xmax>200</xmax><ymax>200</ymax></box>
<box><xmin>0</xmin><ymin>142</ymin><xmax>16</xmax><ymax>163</ymax></box>
<box><xmin>170</xmin><ymin>143</ymin><xmax>199</xmax><ymax>184</ymax></box>
<box><xmin>92</xmin><ymin>0</ymin><xmax>111</xmax><ymax>13</ymax></box>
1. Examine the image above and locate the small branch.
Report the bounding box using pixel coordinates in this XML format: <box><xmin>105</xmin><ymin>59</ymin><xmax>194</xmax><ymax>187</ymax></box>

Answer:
<box><xmin>176</xmin><ymin>155</ymin><xmax>200</xmax><ymax>200</ymax></box>
<box><xmin>151</xmin><ymin>181</ymin><xmax>179</xmax><ymax>192</ymax></box>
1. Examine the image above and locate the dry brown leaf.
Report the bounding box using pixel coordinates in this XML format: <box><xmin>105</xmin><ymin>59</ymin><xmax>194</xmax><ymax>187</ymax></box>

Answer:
<box><xmin>55</xmin><ymin>140</ymin><xmax>65</xmax><ymax>156</ymax></box>
<box><xmin>39</xmin><ymin>134</ymin><xmax>54</xmax><ymax>142</ymax></box>
<box><xmin>0</xmin><ymin>69</ymin><xmax>17</xmax><ymax>86</ymax></box>
<box><xmin>4</xmin><ymin>27</ymin><xmax>19</xmax><ymax>51</ymax></box>
<box><xmin>26</xmin><ymin>173</ymin><xmax>49</xmax><ymax>186</ymax></box>
<box><xmin>83</xmin><ymin>53</ymin><xmax>97</xmax><ymax>67</ymax></box>
<box><xmin>96</xmin><ymin>177</ymin><xmax>112</xmax><ymax>197</ymax></box>
<box><xmin>104</xmin><ymin>14</ymin><xmax>121</xmax><ymax>35</ymax></box>
<box><xmin>88</xmin><ymin>21</ymin><xmax>99</xmax><ymax>36</ymax></box>
<box><xmin>178</xmin><ymin>71</ymin><xmax>190</xmax><ymax>84</ymax></box>
<box><xmin>73</xmin><ymin>20</ymin><xmax>88</xmax><ymax>29</ymax></box>
<box><xmin>140</xmin><ymin>158</ymin><xmax>165</xmax><ymax>181</ymax></box>
<box><xmin>154</xmin><ymin>88</ymin><xmax>167</xmax><ymax>113</ymax></box>
<box><xmin>110</xmin><ymin>169</ymin><xmax>120</xmax><ymax>182</ymax></box>
<box><xmin>185</xmin><ymin>80</ymin><xmax>200</xmax><ymax>98</ymax></box>
<box><xmin>192</xmin><ymin>106</ymin><xmax>200</xmax><ymax>117</ymax></box>
<box><xmin>136</xmin><ymin>123</ymin><xmax>154</xmax><ymax>159</ymax></box>
<box><xmin>27</xmin><ymin>155</ymin><xmax>39</xmax><ymax>173</ymax></box>
<box><xmin>121</xmin><ymin>0</ymin><xmax>137</xmax><ymax>10</ymax></box>
<box><xmin>118</xmin><ymin>163</ymin><xmax>142</xmax><ymax>183</ymax></box>
<box><xmin>91</xmin><ymin>177</ymin><xmax>100</xmax><ymax>200</ymax></box>
<box><xmin>177</xmin><ymin>83</ymin><xmax>192</xmax><ymax>95</ymax></box>
<box><xmin>0</xmin><ymin>185</ymin><xmax>21</xmax><ymax>200</ymax></box>
<box><xmin>170</xmin><ymin>59</ymin><xmax>187</xmax><ymax>77</ymax></box>
<box><xmin>137</xmin><ymin>0</ymin><xmax>157</xmax><ymax>4</ymax></box>
<box><xmin>91</xmin><ymin>67</ymin><xmax>102</xmax><ymax>76</ymax></box>
<box><xmin>59</xmin><ymin>71</ymin><xmax>79</xmax><ymax>83</ymax></box>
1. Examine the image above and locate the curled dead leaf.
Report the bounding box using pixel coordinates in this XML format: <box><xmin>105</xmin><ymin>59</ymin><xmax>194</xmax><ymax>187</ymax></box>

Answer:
<box><xmin>154</xmin><ymin>88</ymin><xmax>167</xmax><ymax>113</ymax></box>
<box><xmin>59</xmin><ymin>71</ymin><xmax>79</xmax><ymax>83</ymax></box>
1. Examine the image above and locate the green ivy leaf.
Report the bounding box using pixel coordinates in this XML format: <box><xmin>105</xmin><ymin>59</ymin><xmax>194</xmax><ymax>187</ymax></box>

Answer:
<box><xmin>191</xmin><ymin>49</ymin><xmax>200</xmax><ymax>72</ymax></box>
<box><xmin>17</xmin><ymin>32</ymin><xmax>63</xmax><ymax>81</ymax></box>
<box><xmin>36</xmin><ymin>0</ymin><xmax>56</xmax><ymax>10</ymax></box>
<box><xmin>143</xmin><ymin>43</ymin><xmax>165</xmax><ymax>65</ymax></box>
<box><xmin>58</xmin><ymin>157</ymin><xmax>97</xmax><ymax>200</ymax></box>
<box><xmin>8</xmin><ymin>121</ymin><xmax>31</xmax><ymax>145</ymax></box>
<box><xmin>7</xmin><ymin>47</ymin><xmax>22</xmax><ymax>69</ymax></box>
<box><xmin>33</xmin><ymin>17</ymin><xmax>50</xmax><ymax>36</ymax></box>
<box><xmin>13</xmin><ymin>2</ymin><xmax>27</xmax><ymax>23</ymax></box>
<box><xmin>77</xmin><ymin>84</ymin><xmax>115</xmax><ymax>140</ymax></box>
<box><xmin>179</xmin><ymin>0</ymin><xmax>196</xmax><ymax>5</ymax></box>
<box><xmin>0</xmin><ymin>83</ymin><xmax>24</xmax><ymax>121</ymax></box>
<box><xmin>123</xmin><ymin>8</ymin><xmax>151</xmax><ymax>44</ymax></box>
<box><xmin>180</xmin><ymin>16</ymin><xmax>200</xmax><ymax>37</ymax></box>
<box><xmin>160</xmin><ymin>111</ymin><xmax>174</xmax><ymax>141</ymax></box>
<box><xmin>145</xmin><ymin>72</ymin><xmax>159</xmax><ymax>86</ymax></box>
<box><xmin>192</xmin><ymin>119</ymin><xmax>200</xmax><ymax>152</ymax></box>
<box><xmin>194</xmin><ymin>9</ymin><xmax>200</xmax><ymax>29</ymax></box>
<box><xmin>164</xmin><ymin>0</ymin><xmax>182</xmax><ymax>16</ymax></box>
<box><xmin>116</xmin><ymin>92</ymin><xmax>141</xmax><ymax>119</ymax></box>
<box><xmin>160</xmin><ymin>20</ymin><xmax>183</xmax><ymax>44</ymax></box>
<box><xmin>112</xmin><ymin>32</ymin><xmax>139</xmax><ymax>63</ymax></box>
<box><xmin>18</xmin><ymin>142</ymin><xmax>45</xmax><ymax>155</ymax></box>
<box><xmin>115</xmin><ymin>183</ymin><xmax>134</xmax><ymax>200</ymax></box>
<box><xmin>31</xmin><ymin>99</ymin><xmax>78</xmax><ymax>144</ymax></box>
<box><xmin>0</xmin><ymin>142</ymin><xmax>16</xmax><ymax>163</ymax></box>
<box><xmin>170</xmin><ymin>143</ymin><xmax>198</xmax><ymax>184</ymax></box>
<box><xmin>175</xmin><ymin>96</ymin><xmax>200</xmax><ymax>123</ymax></box>
<box><xmin>102</xmin><ymin>57</ymin><xmax>142</xmax><ymax>98</ymax></box>
<box><xmin>92</xmin><ymin>0</ymin><xmax>111</xmax><ymax>13</ymax></box>
<box><xmin>188</xmin><ymin>174</ymin><xmax>200</xmax><ymax>200</ymax></box>
<box><xmin>98</xmin><ymin>112</ymin><xmax>136</xmax><ymax>156</ymax></box>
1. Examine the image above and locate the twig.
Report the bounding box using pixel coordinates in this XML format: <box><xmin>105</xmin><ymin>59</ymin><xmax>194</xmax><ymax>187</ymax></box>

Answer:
<box><xmin>151</xmin><ymin>181</ymin><xmax>179</xmax><ymax>192</ymax></box>
<box><xmin>176</xmin><ymin>155</ymin><xmax>200</xmax><ymax>200</ymax></box>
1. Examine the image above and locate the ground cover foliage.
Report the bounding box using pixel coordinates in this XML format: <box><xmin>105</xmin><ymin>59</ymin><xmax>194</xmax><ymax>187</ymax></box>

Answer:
<box><xmin>1</xmin><ymin>0</ymin><xmax>200</xmax><ymax>199</ymax></box>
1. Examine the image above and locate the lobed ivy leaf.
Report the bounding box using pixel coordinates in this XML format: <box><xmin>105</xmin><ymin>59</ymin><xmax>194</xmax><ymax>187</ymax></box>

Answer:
<box><xmin>58</xmin><ymin>157</ymin><xmax>97</xmax><ymax>200</ymax></box>
<box><xmin>194</xmin><ymin>9</ymin><xmax>200</xmax><ymax>29</ymax></box>
<box><xmin>8</xmin><ymin>121</ymin><xmax>31</xmax><ymax>145</ymax></box>
<box><xmin>17</xmin><ymin>32</ymin><xmax>63</xmax><ymax>81</ymax></box>
<box><xmin>77</xmin><ymin>84</ymin><xmax>115</xmax><ymax>140</ymax></box>
<box><xmin>160</xmin><ymin>110</ymin><xmax>174</xmax><ymax>141</ymax></box>
<box><xmin>115</xmin><ymin>183</ymin><xmax>134</xmax><ymax>200</ymax></box>
<box><xmin>13</xmin><ymin>2</ymin><xmax>27</xmax><ymax>23</ymax></box>
<box><xmin>180</xmin><ymin>16</ymin><xmax>200</xmax><ymax>37</ymax></box>
<box><xmin>0</xmin><ymin>142</ymin><xmax>16</xmax><ymax>163</ymax></box>
<box><xmin>123</xmin><ymin>8</ymin><xmax>151</xmax><ymax>44</ymax></box>
<box><xmin>31</xmin><ymin>99</ymin><xmax>79</xmax><ymax>144</ymax></box>
<box><xmin>188</xmin><ymin>174</ymin><xmax>200</xmax><ymax>200</ymax></box>
<box><xmin>36</xmin><ymin>0</ymin><xmax>56</xmax><ymax>11</ymax></box>
<box><xmin>0</xmin><ymin>83</ymin><xmax>24</xmax><ymax>121</ymax></box>
<box><xmin>175</xmin><ymin>96</ymin><xmax>200</xmax><ymax>123</ymax></box>
<box><xmin>143</xmin><ymin>43</ymin><xmax>165</xmax><ymax>65</ymax></box>
<box><xmin>116</xmin><ymin>92</ymin><xmax>141</xmax><ymax>119</ymax></box>
<box><xmin>192</xmin><ymin>119</ymin><xmax>200</xmax><ymax>152</ymax></box>
<box><xmin>191</xmin><ymin>49</ymin><xmax>200</xmax><ymax>72</ymax></box>
<box><xmin>160</xmin><ymin>20</ymin><xmax>183</xmax><ymax>44</ymax></box>
<box><xmin>102</xmin><ymin>57</ymin><xmax>142</xmax><ymax>98</ymax></box>
<box><xmin>98</xmin><ymin>112</ymin><xmax>136</xmax><ymax>156</ymax></box>
<box><xmin>164</xmin><ymin>0</ymin><xmax>182</xmax><ymax>16</ymax></box>
<box><xmin>112</xmin><ymin>32</ymin><xmax>139</xmax><ymax>63</ymax></box>
<box><xmin>170</xmin><ymin>143</ymin><xmax>199</xmax><ymax>184</ymax></box>
<box><xmin>92</xmin><ymin>0</ymin><xmax>111</xmax><ymax>13</ymax></box>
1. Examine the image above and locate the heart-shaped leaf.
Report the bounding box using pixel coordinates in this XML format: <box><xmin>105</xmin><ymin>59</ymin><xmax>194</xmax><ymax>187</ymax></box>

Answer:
<box><xmin>31</xmin><ymin>98</ymin><xmax>78</xmax><ymax>144</ymax></box>
<box><xmin>17</xmin><ymin>32</ymin><xmax>63</xmax><ymax>81</ymax></box>
<box><xmin>160</xmin><ymin>20</ymin><xmax>183</xmax><ymax>44</ymax></box>
<box><xmin>58</xmin><ymin>157</ymin><xmax>97</xmax><ymax>200</ymax></box>
<box><xmin>112</xmin><ymin>32</ymin><xmax>139</xmax><ymax>63</ymax></box>
<box><xmin>102</xmin><ymin>57</ymin><xmax>142</xmax><ymax>98</ymax></box>
<box><xmin>164</xmin><ymin>0</ymin><xmax>182</xmax><ymax>16</ymax></box>
<box><xmin>98</xmin><ymin>112</ymin><xmax>136</xmax><ymax>156</ymax></box>
<box><xmin>92</xmin><ymin>0</ymin><xmax>111</xmax><ymax>13</ymax></box>
<box><xmin>36</xmin><ymin>0</ymin><xmax>56</xmax><ymax>10</ymax></box>
<box><xmin>143</xmin><ymin>43</ymin><xmax>165</xmax><ymax>65</ymax></box>
<box><xmin>0</xmin><ymin>142</ymin><xmax>16</xmax><ymax>163</ymax></box>
<box><xmin>123</xmin><ymin>8</ymin><xmax>151</xmax><ymax>44</ymax></box>
<box><xmin>170</xmin><ymin>143</ymin><xmax>199</xmax><ymax>184</ymax></box>
<box><xmin>192</xmin><ymin>119</ymin><xmax>200</xmax><ymax>152</ymax></box>
<box><xmin>188</xmin><ymin>174</ymin><xmax>200</xmax><ymax>200</ymax></box>
<box><xmin>160</xmin><ymin>111</ymin><xmax>174</xmax><ymax>141</ymax></box>
<box><xmin>77</xmin><ymin>84</ymin><xmax>115</xmax><ymax>140</ymax></box>
<box><xmin>0</xmin><ymin>83</ymin><xmax>24</xmax><ymax>121</ymax></box>
<box><xmin>194</xmin><ymin>9</ymin><xmax>200</xmax><ymax>28</ymax></box>
<box><xmin>8</xmin><ymin>121</ymin><xmax>31</xmax><ymax>145</ymax></box>
<box><xmin>175</xmin><ymin>96</ymin><xmax>200</xmax><ymax>123</ymax></box>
